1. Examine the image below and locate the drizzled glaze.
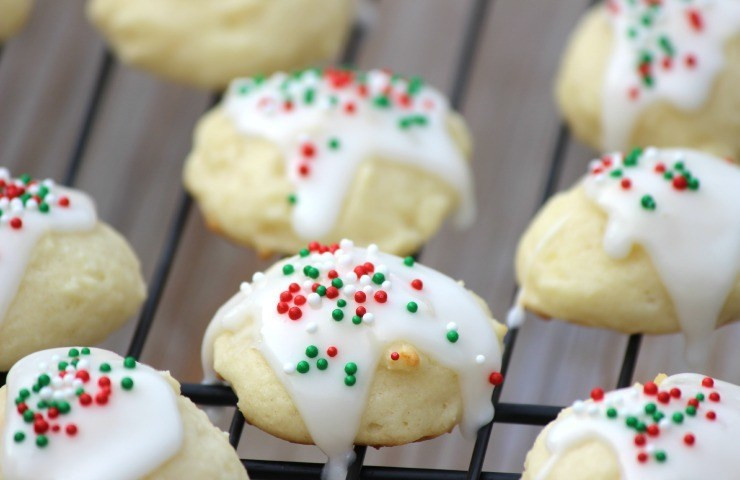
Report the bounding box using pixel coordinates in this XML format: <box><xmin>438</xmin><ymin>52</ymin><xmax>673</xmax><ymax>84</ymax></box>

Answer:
<box><xmin>202</xmin><ymin>240</ymin><xmax>503</xmax><ymax>480</ymax></box>
<box><xmin>509</xmin><ymin>148</ymin><xmax>740</xmax><ymax>367</ymax></box>
<box><xmin>1</xmin><ymin>348</ymin><xmax>183</xmax><ymax>480</ymax></box>
<box><xmin>222</xmin><ymin>68</ymin><xmax>475</xmax><ymax>239</ymax></box>
<box><xmin>602</xmin><ymin>0</ymin><xmax>740</xmax><ymax>150</ymax></box>
<box><xmin>535</xmin><ymin>374</ymin><xmax>740</xmax><ymax>479</ymax></box>
<box><xmin>0</xmin><ymin>170</ymin><xmax>97</xmax><ymax>323</ymax></box>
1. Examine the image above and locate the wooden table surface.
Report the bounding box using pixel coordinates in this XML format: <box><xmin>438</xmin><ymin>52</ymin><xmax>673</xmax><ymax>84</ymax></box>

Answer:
<box><xmin>3</xmin><ymin>0</ymin><xmax>739</xmax><ymax>475</ymax></box>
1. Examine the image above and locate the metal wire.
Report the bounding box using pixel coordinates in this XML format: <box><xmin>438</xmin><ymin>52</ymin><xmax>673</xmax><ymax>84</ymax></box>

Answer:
<box><xmin>0</xmin><ymin>1</ymin><xmax>648</xmax><ymax>479</ymax></box>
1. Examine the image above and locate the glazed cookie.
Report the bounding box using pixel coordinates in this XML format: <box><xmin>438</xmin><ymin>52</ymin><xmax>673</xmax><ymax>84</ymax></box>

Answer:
<box><xmin>0</xmin><ymin>170</ymin><xmax>146</xmax><ymax>370</ymax></box>
<box><xmin>522</xmin><ymin>373</ymin><xmax>739</xmax><ymax>480</ymax></box>
<box><xmin>86</xmin><ymin>0</ymin><xmax>354</xmax><ymax>90</ymax></box>
<box><xmin>0</xmin><ymin>0</ymin><xmax>33</xmax><ymax>41</ymax></box>
<box><xmin>184</xmin><ymin>68</ymin><xmax>475</xmax><ymax>256</ymax></box>
<box><xmin>202</xmin><ymin>240</ymin><xmax>505</xmax><ymax>480</ymax></box>
<box><xmin>556</xmin><ymin>0</ymin><xmax>740</xmax><ymax>158</ymax></box>
<box><xmin>509</xmin><ymin>148</ymin><xmax>740</xmax><ymax>366</ymax></box>
<box><xmin>0</xmin><ymin>347</ymin><xmax>247</xmax><ymax>479</ymax></box>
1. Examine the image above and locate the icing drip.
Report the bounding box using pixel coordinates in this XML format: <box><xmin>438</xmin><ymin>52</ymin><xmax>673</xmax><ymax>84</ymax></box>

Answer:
<box><xmin>0</xmin><ymin>169</ymin><xmax>97</xmax><ymax>324</ymax></box>
<box><xmin>1</xmin><ymin>348</ymin><xmax>183</xmax><ymax>480</ymax></box>
<box><xmin>602</xmin><ymin>0</ymin><xmax>740</xmax><ymax>150</ymax></box>
<box><xmin>202</xmin><ymin>240</ymin><xmax>503</xmax><ymax>480</ymax></box>
<box><xmin>222</xmin><ymin>68</ymin><xmax>476</xmax><ymax>239</ymax></box>
<box><xmin>536</xmin><ymin>374</ymin><xmax>740</xmax><ymax>479</ymax></box>
<box><xmin>583</xmin><ymin>148</ymin><xmax>740</xmax><ymax>366</ymax></box>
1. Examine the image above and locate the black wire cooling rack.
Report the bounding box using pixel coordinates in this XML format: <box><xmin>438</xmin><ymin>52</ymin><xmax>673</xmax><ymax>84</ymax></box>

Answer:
<box><xmin>0</xmin><ymin>1</ymin><xmax>645</xmax><ymax>478</ymax></box>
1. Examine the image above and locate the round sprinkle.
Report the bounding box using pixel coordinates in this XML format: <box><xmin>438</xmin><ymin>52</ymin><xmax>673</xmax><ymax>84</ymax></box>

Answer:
<box><xmin>344</xmin><ymin>375</ymin><xmax>356</xmax><ymax>387</ymax></box>
<box><xmin>35</xmin><ymin>435</ymin><xmax>48</xmax><ymax>448</ymax></box>
<box><xmin>283</xmin><ymin>264</ymin><xmax>295</xmax><ymax>275</ymax></box>
<box><xmin>123</xmin><ymin>357</ymin><xmax>136</xmax><ymax>369</ymax></box>
<box><xmin>296</xmin><ymin>361</ymin><xmax>310</xmax><ymax>374</ymax></box>
<box><xmin>327</xmin><ymin>346</ymin><xmax>338</xmax><ymax>357</ymax></box>
<box><xmin>488</xmin><ymin>372</ymin><xmax>503</xmax><ymax>386</ymax></box>
<box><xmin>344</xmin><ymin>362</ymin><xmax>358</xmax><ymax>375</ymax></box>
<box><xmin>446</xmin><ymin>330</ymin><xmax>459</xmax><ymax>343</ymax></box>
<box><xmin>372</xmin><ymin>273</ymin><xmax>385</xmax><ymax>285</ymax></box>
<box><xmin>640</xmin><ymin>194</ymin><xmax>656</xmax><ymax>211</ymax></box>
<box><xmin>390</xmin><ymin>352</ymin><xmax>400</xmax><ymax>361</ymax></box>
<box><xmin>403</xmin><ymin>256</ymin><xmax>415</xmax><ymax>267</ymax></box>
<box><xmin>317</xmin><ymin>358</ymin><xmax>328</xmax><ymax>370</ymax></box>
<box><xmin>606</xmin><ymin>408</ymin><xmax>617</xmax><ymax>418</ymax></box>
<box><xmin>406</xmin><ymin>302</ymin><xmax>418</xmax><ymax>313</ymax></box>
<box><xmin>332</xmin><ymin>309</ymin><xmax>344</xmax><ymax>321</ymax></box>
<box><xmin>306</xmin><ymin>345</ymin><xmax>319</xmax><ymax>358</ymax></box>
<box><xmin>68</xmin><ymin>348</ymin><xmax>80</xmax><ymax>357</ymax></box>
<box><xmin>121</xmin><ymin>377</ymin><xmax>134</xmax><ymax>390</ymax></box>
<box><xmin>13</xmin><ymin>432</ymin><xmax>25</xmax><ymax>443</ymax></box>
<box><xmin>591</xmin><ymin>388</ymin><xmax>604</xmax><ymax>401</ymax></box>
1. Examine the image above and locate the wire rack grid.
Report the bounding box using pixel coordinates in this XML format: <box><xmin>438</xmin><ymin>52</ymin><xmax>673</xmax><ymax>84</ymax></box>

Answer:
<box><xmin>0</xmin><ymin>0</ymin><xmax>645</xmax><ymax>478</ymax></box>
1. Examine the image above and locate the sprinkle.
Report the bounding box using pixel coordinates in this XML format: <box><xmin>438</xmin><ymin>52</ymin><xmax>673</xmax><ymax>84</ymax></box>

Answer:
<box><xmin>591</xmin><ymin>388</ymin><xmax>605</xmax><ymax>401</ymax></box>
<box><xmin>123</xmin><ymin>357</ymin><xmax>136</xmax><ymax>369</ymax></box>
<box><xmin>406</xmin><ymin>302</ymin><xmax>418</xmax><ymax>313</ymax></box>
<box><xmin>296</xmin><ymin>361</ymin><xmax>310</xmax><ymax>374</ymax></box>
<box><xmin>121</xmin><ymin>377</ymin><xmax>134</xmax><ymax>390</ymax></box>
<box><xmin>390</xmin><ymin>352</ymin><xmax>400</xmax><ymax>361</ymax></box>
<box><xmin>327</xmin><ymin>346</ymin><xmax>338</xmax><ymax>357</ymax></box>
<box><xmin>344</xmin><ymin>375</ymin><xmax>356</xmax><ymax>386</ymax></box>
<box><xmin>640</xmin><ymin>194</ymin><xmax>656</xmax><ymax>211</ymax></box>
<box><xmin>317</xmin><ymin>359</ymin><xmax>328</xmax><ymax>370</ymax></box>
<box><xmin>446</xmin><ymin>330</ymin><xmax>459</xmax><ymax>343</ymax></box>
<box><xmin>403</xmin><ymin>256</ymin><xmax>415</xmax><ymax>267</ymax></box>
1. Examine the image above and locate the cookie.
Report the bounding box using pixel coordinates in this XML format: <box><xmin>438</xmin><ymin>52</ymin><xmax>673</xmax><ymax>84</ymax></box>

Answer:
<box><xmin>86</xmin><ymin>0</ymin><xmax>354</xmax><ymax>90</ymax></box>
<box><xmin>0</xmin><ymin>0</ymin><xmax>32</xmax><ymax>41</ymax></box>
<box><xmin>0</xmin><ymin>170</ymin><xmax>146</xmax><ymax>370</ymax></box>
<box><xmin>509</xmin><ymin>148</ymin><xmax>740</xmax><ymax>367</ymax></box>
<box><xmin>184</xmin><ymin>68</ymin><xmax>475</xmax><ymax>256</ymax></box>
<box><xmin>556</xmin><ymin>1</ymin><xmax>740</xmax><ymax>158</ymax></box>
<box><xmin>202</xmin><ymin>240</ymin><xmax>505</xmax><ymax>480</ymax></box>
<box><xmin>0</xmin><ymin>347</ymin><xmax>247</xmax><ymax>480</ymax></box>
<box><xmin>522</xmin><ymin>373</ymin><xmax>739</xmax><ymax>480</ymax></box>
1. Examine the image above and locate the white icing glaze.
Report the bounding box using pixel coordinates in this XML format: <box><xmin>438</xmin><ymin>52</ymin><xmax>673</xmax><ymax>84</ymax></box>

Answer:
<box><xmin>583</xmin><ymin>148</ymin><xmax>740</xmax><ymax>366</ymax></box>
<box><xmin>536</xmin><ymin>373</ymin><xmax>740</xmax><ymax>479</ymax></box>
<box><xmin>1</xmin><ymin>348</ymin><xmax>183</xmax><ymax>480</ymax></box>
<box><xmin>222</xmin><ymin>68</ymin><xmax>475</xmax><ymax>239</ymax></box>
<box><xmin>602</xmin><ymin>0</ymin><xmax>740</xmax><ymax>150</ymax></box>
<box><xmin>202</xmin><ymin>240</ymin><xmax>502</xmax><ymax>480</ymax></box>
<box><xmin>0</xmin><ymin>170</ymin><xmax>97</xmax><ymax>324</ymax></box>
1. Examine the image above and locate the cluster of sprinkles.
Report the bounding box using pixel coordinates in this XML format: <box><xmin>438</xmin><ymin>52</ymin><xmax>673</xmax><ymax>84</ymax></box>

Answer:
<box><xmin>223</xmin><ymin>68</ymin><xmax>475</xmax><ymax>240</ymax></box>
<box><xmin>535</xmin><ymin>374</ymin><xmax>740</xmax><ymax>480</ymax></box>
<box><xmin>10</xmin><ymin>348</ymin><xmax>136</xmax><ymax>449</ymax></box>
<box><xmin>588</xmin><ymin>148</ymin><xmax>701</xmax><ymax>212</ymax></box>
<box><xmin>600</xmin><ymin>0</ymin><xmax>740</xmax><ymax>150</ymax></box>
<box><xmin>0</xmin><ymin>169</ymin><xmax>70</xmax><ymax>230</ymax></box>
<box><xmin>202</xmin><ymin>239</ymin><xmax>504</xmax><ymax>480</ymax></box>
<box><xmin>606</xmin><ymin>0</ymin><xmax>713</xmax><ymax>100</ymax></box>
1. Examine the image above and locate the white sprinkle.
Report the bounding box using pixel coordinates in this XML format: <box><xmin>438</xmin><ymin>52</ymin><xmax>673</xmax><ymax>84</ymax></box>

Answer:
<box><xmin>446</xmin><ymin>322</ymin><xmax>458</xmax><ymax>331</ymax></box>
<box><xmin>363</xmin><ymin>285</ymin><xmax>374</xmax><ymax>296</ymax></box>
<box><xmin>77</xmin><ymin>359</ymin><xmax>89</xmax><ymax>370</ymax></box>
<box><xmin>343</xmin><ymin>285</ymin><xmax>356</xmax><ymax>297</ymax></box>
<box><xmin>42</xmin><ymin>178</ymin><xmax>54</xmax><ymax>188</ymax></box>
<box><xmin>646</xmin><ymin>444</ymin><xmax>655</xmax><ymax>454</ymax></box>
<box><xmin>362</xmin><ymin>313</ymin><xmax>375</xmax><ymax>324</ymax></box>
<box><xmin>376</xmin><ymin>265</ymin><xmax>389</xmax><ymax>275</ymax></box>
<box><xmin>252</xmin><ymin>272</ymin><xmax>265</xmax><ymax>284</ymax></box>
<box><xmin>306</xmin><ymin>322</ymin><xmax>318</xmax><ymax>333</ymax></box>
<box><xmin>37</xmin><ymin>362</ymin><xmax>48</xmax><ymax>372</ymax></box>
<box><xmin>475</xmin><ymin>355</ymin><xmax>486</xmax><ymax>364</ymax></box>
<box><xmin>367</xmin><ymin>244</ymin><xmax>379</xmax><ymax>255</ymax></box>
<box><xmin>360</xmin><ymin>275</ymin><xmax>371</xmax><ymax>286</ymax></box>
<box><xmin>39</xmin><ymin>387</ymin><xmax>52</xmax><ymax>400</ymax></box>
<box><xmin>659</xmin><ymin>418</ymin><xmax>671</xmax><ymax>431</ymax></box>
<box><xmin>51</xmin><ymin>377</ymin><xmax>63</xmax><ymax>388</ymax></box>
<box><xmin>239</xmin><ymin>282</ymin><xmax>252</xmax><ymax>295</ymax></box>
<box><xmin>303</xmin><ymin>280</ymin><xmax>314</xmax><ymax>290</ymax></box>
<box><xmin>0</xmin><ymin>168</ymin><xmax>9</xmax><ymax>179</ymax></box>
<box><xmin>382</xmin><ymin>280</ymin><xmax>392</xmax><ymax>290</ymax></box>
<box><xmin>586</xmin><ymin>404</ymin><xmax>599</xmax><ymax>417</ymax></box>
<box><xmin>308</xmin><ymin>293</ymin><xmax>322</xmax><ymax>308</ymax></box>
<box><xmin>51</xmin><ymin>355</ymin><xmax>60</xmax><ymax>363</ymax></box>
<box><xmin>338</xmin><ymin>254</ymin><xmax>352</xmax><ymax>267</ymax></box>
<box><xmin>283</xmin><ymin>363</ymin><xmax>296</xmax><ymax>374</ymax></box>
<box><xmin>10</xmin><ymin>198</ymin><xmax>23</xmax><ymax>212</ymax></box>
<box><xmin>52</xmin><ymin>391</ymin><xmax>66</xmax><ymax>400</ymax></box>
<box><xmin>73</xmin><ymin>379</ymin><xmax>83</xmax><ymax>389</ymax></box>
<box><xmin>63</xmin><ymin>375</ymin><xmax>74</xmax><ymax>386</ymax></box>
<box><xmin>63</xmin><ymin>388</ymin><xmax>75</xmax><ymax>399</ymax></box>
<box><xmin>340</xmin><ymin>239</ymin><xmax>354</xmax><ymax>250</ymax></box>
<box><xmin>65</xmin><ymin>364</ymin><xmax>75</xmax><ymax>372</ymax></box>
<box><xmin>45</xmin><ymin>193</ymin><xmax>56</xmax><ymax>204</ymax></box>
<box><xmin>25</xmin><ymin>199</ymin><xmax>38</xmax><ymax>210</ymax></box>
<box><xmin>572</xmin><ymin>400</ymin><xmax>586</xmax><ymax>415</ymax></box>
<box><xmin>644</xmin><ymin>147</ymin><xmax>658</xmax><ymax>159</ymax></box>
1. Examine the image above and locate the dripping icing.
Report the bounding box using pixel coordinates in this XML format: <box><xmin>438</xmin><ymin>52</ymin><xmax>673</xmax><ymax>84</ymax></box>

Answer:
<box><xmin>583</xmin><ymin>148</ymin><xmax>740</xmax><ymax>366</ymax></box>
<box><xmin>602</xmin><ymin>0</ymin><xmax>740</xmax><ymax>150</ymax></box>
<box><xmin>0</xmin><ymin>170</ymin><xmax>97</xmax><ymax>324</ymax></box>
<box><xmin>1</xmin><ymin>348</ymin><xmax>183</xmax><ymax>480</ymax></box>
<box><xmin>202</xmin><ymin>240</ymin><xmax>503</xmax><ymax>480</ymax></box>
<box><xmin>222</xmin><ymin>68</ymin><xmax>476</xmax><ymax>239</ymax></box>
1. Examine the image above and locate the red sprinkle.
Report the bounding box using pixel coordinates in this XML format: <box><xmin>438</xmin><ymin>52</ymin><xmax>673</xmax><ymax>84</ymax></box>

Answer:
<box><xmin>280</xmin><ymin>291</ymin><xmax>293</xmax><ymax>302</ymax></box>
<box><xmin>325</xmin><ymin>286</ymin><xmax>339</xmax><ymax>299</ymax></box>
<box><xmin>354</xmin><ymin>291</ymin><xmax>367</xmax><ymax>303</ymax></box>
<box><xmin>294</xmin><ymin>295</ymin><xmax>306</xmax><ymax>306</ymax></box>
<box><xmin>673</xmin><ymin>175</ymin><xmax>688</xmax><ymax>190</ymax></box>
<box><xmin>411</xmin><ymin>279</ymin><xmax>423</xmax><ymax>290</ymax></box>
<box><xmin>47</xmin><ymin>407</ymin><xmax>59</xmax><ymax>419</ymax></box>
<box><xmin>298</xmin><ymin>164</ymin><xmax>311</xmax><ymax>177</ymax></box>
<box><xmin>301</xmin><ymin>143</ymin><xmax>316</xmax><ymax>158</ymax></box>
<box><xmin>390</xmin><ymin>352</ymin><xmax>400</xmax><ymax>361</ymax></box>
<box><xmin>706</xmin><ymin>411</ymin><xmax>717</xmax><ymax>420</ymax></box>
<box><xmin>686</xmin><ymin>9</ymin><xmax>703</xmax><ymax>31</ymax></box>
<box><xmin>289</xmin><ymin>283</ymin><xmax>301</xmax><ymax>293</ymax></box>
<box><xmin>634</xmin><ymin>434</ymin><xmax>646</xmax><ymax>446</ymax></box>
<box><xmin>95</xmin><ymin>392</ymin><xmax>109</xmax><ymax>405</ymax></box>
<box><xmin>685</xmin><ymin>54</ymin><xmax>697</xmax><ymax>69</ymax></box>
<box><xmin>327</xmin><ymin>346</ymin><xmax>338</xmax><ymax>357</ymax></box>
<box><xmin>709</xmin><ymin>392</ymin><xmax>720</xmax><ymax>402</ymax></box>
<box><xmin>637</xmin><ymin>452</ymin><xmax>648</xmax><ymax>463</ymax></box>
<box><xmin>688</xmin><ymin>398</ymin><xmax>699</xmax><ymax>408</ymax></box>
<box><xmin>277</xmin><ymin>302</ymin><xmax>289</xmax><ymax>314</ymax></box>
<box><xmin>327</xmin><ymin>270</ymin><xmax>338</xmax><ymax>279</ymax></box>
<box><xmin>655</xmin><ymin>163</ymin><xmax>666</xmax><ymax>174</ymax></box>
<box><xmin>374</xmin><ymin>291</ymin><xmax>388</xmax><ymax>303</ymax></box>
<box><xmin>356</xmin><ymin>306</ymin><xmax>367</xmax><ymax>317</ymax></box>
<box><xmin>58</xmin><ymin>196</ymin><xmax>70</xmax><ymax>207</ymax></box>
<box><xmin>66</xmin><ymin>424</ymin><xmax>78</xmax><ymax>436</ymax></box>
<box><xmin>620</xmin><ymin>178</ymin><xmax>632</xmax><ymax>190</ymax></box>
<box><xmin>288</xmin><ymin>307</ymin><xmax>302</xmax><ymax>321</ymax></box>
<box><xmin>644</xmin><ymin>382</ymin><xmax>658</xmax><ymax>395</ymax></box>
<box><xmin>670</xmin><ymin>387</ymin><xmax>682</xmax><ymax>398</ymax></box>
<box><xmin>657</xmin><ymin>391</ymin><xmax>670</xmax><ymax>404</ymax></box>
<box><xmin>590</xmin><ymin>388</ymin><xmax>604</xmax><ymax>401</ymax></box>
<box><xmin>98</xmin><ymin>376</ymin><xmax>110</xmax><ymax>388</ymax></box>
<box><xmin>34</xmin><ymin>419</ymin><xmax>49</xmax><ymax>434</ymax></box>
<box><xmin>702</xmin><ymin>377</ymin><xmax>714</xmax><ymax>388</ymax></box>
<box><xmin>489</xmin><ymin>372</ymin><xmax>504</xmax><ymax>386</ymax></box>
<box><xmin>9</xmin><ymin>217</ymin><xmax>22</xmax><ymax>229</ymax></box>
<box><xmin>16</xmin><ymin>403</ymin><xmax>27</xmax><ymax>414</ymax></box>
<box><xmin>684</xmin><ymin>433</ymin><xmax>695</xmax><ymax>446</ymax></box>
<box><xmin>79</xmin><ymin>393</ymin><xmax>92</xmax><ymax>406</ymax></box>
<box><xmin>646</xmin><ymin>424</ymin><xmax>660</xmax><ymax>437</ymax></box>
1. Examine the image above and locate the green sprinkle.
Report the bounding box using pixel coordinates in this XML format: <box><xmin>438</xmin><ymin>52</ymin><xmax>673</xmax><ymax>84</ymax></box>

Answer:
<box><xmin>304</xmin><ymin>88</ymin><xmax>315</xmax><ymax>104</ymax></box>
<box><xmin>655</xmin><ymin>451</ymin><xmax>667</xmax><ymax>463</ymax></box>
<box><xmin>124</xmin><ymin>357</ymin><xmax>137</xmax><ymax>369</ymax></box>
<box><xmin>317</xmin><ymin>286</ymin><xmax>327</xmax><ymax>297</ymax></box>
<box><xmin>288</xmin><ymin>194</ymin><xmax>297</xmax><ymax>205</ymax></box>
<box><xmin>688</xmin><ymin>178</ymin><xmax>700</xmax><ymax>190</ymax></box>
<box><xmin>663</xmin><ymin>171</ymin><xmax>674</xmax><ymax>180</ymax></box>
<box><xmin>337</xmin><ymin>299</ymin><xmax>347</xmax><ymax>308</ymax></box>
<box><xmin>696</xmin><ymin>393</ymin><xmax>705</xmax><ymax>401</ymax></box>
<box><xmin>68</xmin><ymin>348</ymin><xmax>80</xmax><ymax>357</ymax></box>
<box><xmin>238</xmin><ymin>84</ymin><xmax>250</xmax><ymax>95</ymax></box>
<box><xmin>32</xmin><ymin>385</ymin><xmax>40</xmax><ymax>393</ymax></box>
<box><xmin>38</xmin><ymin>374</ymin><xmax>50</xmax><ymax>387</ymax></box>
<box><xmin>299</xmin><ymin>248</ymin><xmax>310</xmax><ymax>257</ymax></box>
<box><xmin>38</xmin><ymin>186</ymin><xmax>49</xmax><ymax>197</ymax></box>
<box><xmin>403</xmin><ymin>256</ymin><xmax>415</xmax><ymax>267</ymax></box>
<box><xmin>13</xmin><ymin>432</ymin><xmax>25</xmax><ymax>443</ymax></box>
<box><xmin>283</xmin><ymin>264</ymin><xmax>295</xmax><ymax>275</ymax></box>
<box><xmin>121</xmin><ymin>377</ymin><xmax>134</xmax><ymax>390</ymax></box>
<box><xmin>332</xmin><ymin>278</ymin><xmax>344</xmax><ymax>288</ymax></box>
<box><xmin>373</xmin><ymin>95</ymin><xmax>391</xmax><ymax>108</ymax></box>
<box><xmin>317</xmin><ymin>358</ymin><xmax>328</xmax><ymax>370</ymax></box>
<box><xmin>626</xmin><ymin>416</ymin><xmax>638</xmax><ymax>428</ymax></box>
<box><xmin>100</xmin><ymin>363</ymin><xmax>112</xmax><ymax>373</ymax></box>
<box><xmin>344</xmin><ymin>362</ymin><xmax>358</xmax><ymax>375</ymax></box>
<box><xmin>606</xmin><ymin>408</ymin><xmax>617</xmax><ymax>418</ymax></box>
<box><xmin>658</xmin><ymin>36</ymin><xmax>674</xmax><ymax>56</ymax></box>
<box><xmin>644</xmin><ymin>403</ymin><xmax>656</xmax><ymax>415</ymax></box>
<box><xmin>297</xmin><ymin>361</ymin><xmax>310</xmax><ymax>374</ymax></box>
<box><xmin>306</xmin><ymin>345</ymin><xmax>319</xmax><ymax>358</ymax></box>
<box><xmin>686</xmin><ymin>406</ymin><xmax>696</xmax><ymax>416</ymax></box>
<box><xmin>20</xmin><ymin>174</ymin><xmax>31</xmax><ymax>185</ymax></box>
<box><xmin>328</xmin><ymin>138</ymin><xmax>341</xmax><ymax>150</ymax></box>
<box><xmin>407</xmin><ymin>76</ymin><xmax>424</xmax><ymax>95</ymax></box>
<box><xmin>344</xmin><ymin>375</ymin><xmax>356</xmax><ymax>386</ymax></box>
<box><xmin>23</xmin><ymin>410</ymin><xmax>34</xmax><ymax>423</ymax></box>
<box><xmin>372</xmin><ymin>273</ymin><xmax>385</xmax><ymax>285</ymax></box>
<box><xmin>37</xmin><ymin>400</ymin><xmax>48</xmax><ymax>409</ymax></box>
<box><xmin>624</xmin><ymin>148</ymin><xmax>643</xmax><ymax>166</ymax></box>
<box><xmin>58</xmin><ymin>361</ymin><xmax>68</xmax><ymax>371</ymax></box>
<box><xmin>36</xmin><ymin>435</ymin><xmax>48</xmax><ymax>448</ymax></box>
<box><xmin>406</xmin><ymin>302</ymin><xmax>418</xmax><ymax>313</ymax></box>
<box><xmin>19</xmin><ymin>389</ymin><xmax>30</xmax><ymax>399</ymax></box>
<box><xmin>38</xmin><ymin>203</ymin><xmax>49</xmax><ymax>213</ymax></box>
<box><xmin>332</xmin><ymin>309</ymin><xmax>344</xmax><ymax>321</ymax></box>
<box><xmin>352</xmin><ymin>315</ymin><xmax>363</xmax><ymax>325</ymax></box>
<box><xmin>75</xmin><ymin>387</ymin><xmax>84</xmax><ymax>396</ymax></box>
<box><xmin>636</xmin><ymin>421</ymin><xmax>647</xmax><ymax>432</ymax></box>
<box><xmin>653</xmin><ymin>411</ymin><xmax>664</xmax><ymax>422</ymax></box>
<box><xmin>640</xmin><ymin>194</ymin><xmax>656</xmax><ymax>211</ymax></box>
<box><xmin>446</xmin><ymin>330</ymin><xmax>459</xmax><ymax>343</ymax></box>
<box><xmin>57</xmin><ymin>401</ymin><xmax>70</xmax><ymax>414</ymax></box>
<box><xmin>674</xmin><ymin>161</ymin><xmax>685</xmax><ymax>171</ymax></box>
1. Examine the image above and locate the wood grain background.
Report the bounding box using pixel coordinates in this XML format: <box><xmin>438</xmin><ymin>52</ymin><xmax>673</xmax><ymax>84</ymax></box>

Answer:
<box><xmin>2</xmin><ymin>0</ymin><xmax>739</xmax><ymax>475</ymax></box>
